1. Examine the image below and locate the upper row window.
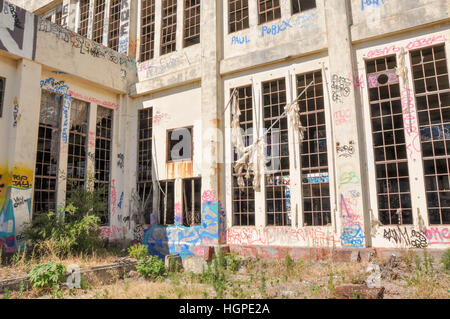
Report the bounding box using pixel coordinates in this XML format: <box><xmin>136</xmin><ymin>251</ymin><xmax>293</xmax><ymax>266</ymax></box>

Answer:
<box><xmin>229</xmin><ymin>0</ymin><xmax>316</xmax><ymax>34</ymax></box>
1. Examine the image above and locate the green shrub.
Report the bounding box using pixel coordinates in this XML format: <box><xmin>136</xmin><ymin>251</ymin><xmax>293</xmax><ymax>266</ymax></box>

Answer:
<box><xmin>136</xmin><ymin>255</ymin><xmax>167</xmax><ymax>279</ymax></box>
<box><xmin>440</xmin><ymin>248</ymin><xmax>450</xmax><ymax>272</ymax></box>
<box><xmin>127</xmin><ymin>244</ymin><xmax>148</xmax><ymax>260</ymax></box>
<box><xmin>29</xmin><ymin>262</ymin><xmax>66</xmax><ymax>289</ymax></box>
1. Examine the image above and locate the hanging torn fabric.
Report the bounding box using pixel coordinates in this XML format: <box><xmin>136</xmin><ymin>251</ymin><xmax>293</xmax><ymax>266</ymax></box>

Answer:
<box><xmin>284</xmin><ymin>97</ymin><xmax>306</xmax><ymax>146</ymax></box>
<box><xmin>233</xmin><ymin>137</ymin><xmax>265</xmax><ymax>192</ymax></box>
<box><xmin>230</xmin><ymin>90</ymin><xmax>245</xmax><ymax>156</ymax></box>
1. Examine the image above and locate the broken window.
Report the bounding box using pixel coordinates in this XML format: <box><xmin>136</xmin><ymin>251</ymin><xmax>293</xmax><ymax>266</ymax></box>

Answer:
<box><xmin>292</xmin><ymin>0</ymin><xmax>316</xmax><ymax>14</ymax></box>
<box><xmin>228</xmin><ymin>0</ymin><xmax>249</xmax><ymax>33</ymax></box>
<box><xmin>366</xmin><ymin>56</ymin><xmax>413</xmax><ymax>225</ymax></box>
<box><xmin>78</xmin><ymin>0</ymin><xmax>90</xmax><ymax>37</ymax></box>
<box><xmin>263</xmin><ymin>78</ymin><xmax>291</xmax><ymax>226</ymax></box>
<box><xmin>137</xmin><ymin>108</ymin><xmax>153</xmax><ymax>224</ymax></box>
<box><xmin>159</xmin><ymin>180</ymin><xmax>175</xmax><ymax>225</ymax></box>
<box><xmin>258</xmin><ymin>0</ymin><xmax>281</xmax><ymax>25</ymax></box>
<box><xmin>231</xmin><ymin>86</ymin><xmax>255</xmax><ymax>226</ymax></box>
<box><xmin>92</xmin><ymin>0</ymin><xmax>106</xmax><ymax>43</ymax></box>
<box><xmin>108</xmin><ymin>0</ymin><xmax>121</xmax><ymax>51</ymax></box>
<box><xmin>298</xmin><ymin>71</ymin><xmax>331</xmax><ymax>226</ymax></box>
<box><xmin>140</xmin><ymin>0</ymin><xmax>156</xmax><ymax>61</ymax></box>
<box><xmin>55</xmin><ymin>6</ymin><xmax>62</xmax><ymax>25</ymax></box>
<box><xmin>167</xmin><ymin>127</ymin><xmax>193</xmax><ymax>162</ymax></box>
<box><xmin>0</xmin><ymin>77</ymin><xmax>4</xmax><ymax>117</ymax></box>
<box><xmin>183</xmin><ymin>0</ymin><xmax>200</xmax><ymax>47</ymax></box>
<box><xmin>34</xmin><ymin>91</ymin><xmax>62</xmax><ymax>215</ymax></box>
<box><xmin>95</xmin><ymin>106</ymin><xmax>113</xmax><ymax>225</ymax></box>
<box><xmin>67</xmin><ymin>99</ymin><xmax>89</xmax><ymax>192</ymax></box>
<box><xmin>160</xmin><ymin>0</ymin><xmax>177</xmax><ymax>55</ymax></box>
<box><xmin>411</xmin><ymin>44</ymin><xmax>450</xmax><ymax>225</ymax></box>
<box><xmin>182</xmin><ymin>178</ymin><xmax>201</xmax><ymax>226</ymax></box>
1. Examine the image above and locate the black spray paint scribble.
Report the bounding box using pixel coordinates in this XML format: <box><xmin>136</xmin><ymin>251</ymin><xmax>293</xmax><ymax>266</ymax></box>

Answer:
<box><xmin>383</xmin><ymin>226</ymin><xmax>428</xmax><ymax>249</ymax></box>
<box><xmin>117</xmin><ymin>153</ymin><xmax>124</xmax><ymax>170</ymax></box>
<box><xmin>331</xmin><ymin>74</ymin><xmax>351</xmax><ymax>103</ymax></box>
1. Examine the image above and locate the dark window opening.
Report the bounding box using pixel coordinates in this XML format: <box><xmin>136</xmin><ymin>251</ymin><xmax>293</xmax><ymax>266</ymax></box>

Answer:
<box><xmin>78</xmin><ymin>0</ymin><xmax>90</xmax><ymax>37</ymax></box>
<box><xmin>298</xmin><ymin>71</ymin><xmax>331</xmax><ymax>226</ymax></box>
<box><xmin>258</xmin><ymin>0</ymin><xmax>281</xmax><ymax>25</ymax></box>
<box><xmin>167</xmin><ymin>127</ymin><xmax>193</xmax><ymax>162</ymax></box>
<box><xmin>366</xmin><ymin>56</ymin><xmax>413</xmax><ymax>225</ymax></box>
<box><xmin>228</xmin><ymin>0</ymin><xmax>249</xmax><ymax>33</ymax></box>
<box><xmin>108</xmin><ymin>0</ymin><xmax>121</xmax><ymax>51</ymax></box>
<box><xmin>95</xmin><ymin>106</ymin><xmax>113</xmax><ymax>225</ymax></box>
<box><xmin>67</xmin><ymin>99</ymin><xmax>89</xmax><ymax>193</ymax></box>
<box><xmin>161</xmin><ymin>0</ymin><xmax>177</xmax><ymax>55</ymax></box>
<box><xmin>140</xmin><ymin>0</ymin><xmax>156</xmax><ymax>61</ymax></box>
<box><xmin>183</xmin><ymin>0</ymin><xmax>200</xmax><ymax>47</ymax></box>
<box><xmin>411</xmin><ymin>44</ymin><xmax>450</xmax><ymax>225</ymax></box>
<box><xmin>292</xmin><ymin>0</ymin><xmax>316</xmax><ymax>14</ymax></box>
<box><xmin>55</xmin><ymin>6</ymin><xmax>63</xmax><ymax>25</ymax></box>
<box><xmin>159</xmin><ymin>180</ymin><xmax>175</xmax><ymax>225</ymax></box>
<box><xmin>34</xmin><ymin>91</ymin><xmax>62</xmax><ymax>215</ymax></box>
<box><xmin>0</xmin><ymin>77</ymin><xmax>4</xmax><ymax>117</ymax></box>
<box><xmin>92</xmin><ymin>0</ymin><xmax>106</xmax><ymax>44</ymax></box>
<box><xmin>231</xmin><ymin>85</ymin><xmax>255</xmax><ymax>226</ymax></box>
<box><xmin>137</xmin><ymin>108</ymin><xmax>153</xmax><ymax>224</ymax></box>
<box><xmin>182</xmin><ymin>178</ymin><xmax>201</xmax><ymax>226</ymax></box>
<box><xmin>263</xmin><ymin>78</ymin><xmax>291</xmax><ymax>226</ymax></box>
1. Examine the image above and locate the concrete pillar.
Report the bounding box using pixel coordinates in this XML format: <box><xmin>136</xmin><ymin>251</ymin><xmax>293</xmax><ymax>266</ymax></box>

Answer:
<box><xmin>324</xmin><ymin>0</ymin><xmax>368</xmax><ymax>248</ymax></box>
<box><xmin>102</xmin><ymin>0</ymin><xmax>111</xmax><ymax>46</ymax></box>
<box><xmin>200</xmin><ymin>0</ymin><xmax>225</xmax><ymax>244</ymax></box>
<box><xmin>87</xmin><ymin>0</ymin><xmax>95</xmax><ymax>39</ymax></box>
<box><xmin>127</xmin><ymin>0</ymin><xmax>138</xmax><ymax>59</ymax></box>
<box><xmin>118</xmin><ymin>0</ymin><xmax>131</xmax><ymax>54</ymax></box>
<box><xmin>86</xmin><ymin>102</ymin><xmax>98</xmax><ymax>191</ymax></box>
<box><xmin>6</xmin><ymin>59</ymin><xmax>42</xmax><ymax>249</ymax></box>
<box><xmin>175</xmin><ymin>0</ymin><xmax>183</xmax><ymax>51</ymax></box>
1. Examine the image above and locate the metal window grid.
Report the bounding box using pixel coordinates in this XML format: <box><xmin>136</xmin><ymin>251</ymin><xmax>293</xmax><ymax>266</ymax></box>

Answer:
<box><xmin>231</xmin><ymin>85</ymin><xmax>255</xmax><ymax>226</ymax></box>
<box><xmin>183</xmin><ymin>0</ymin><xmax>200</xmax><ymax>47</ymax></box>
<box><xmin>137</xmin><ymin>108</ymin><xmax>153</xmax><ymax>224</ymax></box>
<box><xmin>78</xmin><ymin>0</ymin><xmax>90</xmax><ymax>37</ymax></box>
<box><xmin>258</xmin><ymin>0</ymin><xmax>281</xmax><ymax>25</ymax></box>
<box><xmin>140</xmin><ymin>0</ymin><xmax>156</xmax><ymax>61</ymax></box>
<box><xmin>159</xmin><ymin>180</ymin><xmax>175</xmax><ymax>225</ymax></box>
<box><xmin>55</xmin><ymin>7</ymin><xmax>62</xmax><ymax>25</ymax></box>
<box><xmin>95</xmin><ymin>106</ymin><xmax>113</xmax><ymax>225</ymax></box>
<box><xmin>410</xmin><ymin>44</ymin><xmax>450</xmax><ymax>225</ymax></box>
<box><xmin>182</xmin><ymin>178</ymin><xmax>202</xmax><ymax>226</ymax></box>
<box><xmin>34</xmin><ymin>91</ymin><xmax>62</xmax><ymax>215</ymax></box>
<box><xmin>263</xmin><ymin>78</ymin><xmax>291</xmax><ymax>226</ymax></box>
<box><xmin>160</xmin><ymin>0</ymin><xmax>177</xmax><ymax>55</ymax></box>
<box><xmin>108</xmin><ymin>0</ymin><xmax>121</xmax><ymax>51</ymax></box>
<box><xmin>92</xmin><ymin>0</ymin><xmax>106</xmax><ymax>44</ymax></box>
<box><xmin>228</xmin><ymin>0</ymin><xmax>249</xmax><ymax>33</ymax></box>
<box><xmin>292</xmin><ymin>0</ymin><xmax>316</xmax><ymax>14</ymax></box>
<box><xmin>297</xmin><ymin>71</ymin><xmax>331</xmax><ymax>226</ymax></box>
<box><xmin>366</xmin><ymin>55</ymin><xmax>413</xmax><ymax>225</ymax></box>
<box><xmin>0</xmin><ymin>77</ymin><xmax>4</xmax><ymax>117</ymax></box>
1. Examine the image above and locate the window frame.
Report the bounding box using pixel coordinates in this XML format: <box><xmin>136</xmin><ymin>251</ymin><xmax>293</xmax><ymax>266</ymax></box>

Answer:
<box><xmin>0</xmin><ymin>77</ymin><xmax>5</xmax><ymax>117</ymax></box>
<box><xmin>183</xmin><ymin>0</ymin><xmax>201</xmax><ymax>48</ymax></box>
<box><xmin>228</xmin><ymin>0</ymin><xmax>250</xmax><ymax>34</ymax></box>
<box><xmin>166</xmin><ymin>126</ymin><xmax>194</xmax><ymax>163</ymax></box>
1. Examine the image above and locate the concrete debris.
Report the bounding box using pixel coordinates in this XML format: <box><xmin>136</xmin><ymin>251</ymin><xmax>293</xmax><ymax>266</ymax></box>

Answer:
<box><xmin>165</xmin><ymin>254</ymin><xmax>183</xmax><ymax>272</ymax></box>
<box><xmin>182</xmin><ymin>256</ymin><xmax>209</xmax><ymax>274</ymax></box>
<box><xmin>333</xmin><ymin>284</ymin><xmax>385</xmax><ymax>299</ymax></box>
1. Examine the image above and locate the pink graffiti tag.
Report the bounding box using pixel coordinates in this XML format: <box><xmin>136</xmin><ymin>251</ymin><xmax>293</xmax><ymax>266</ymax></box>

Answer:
<box><xmin>401</xmin><ymin>88</ymin><xmax>421</xmax><ymax>157</ymax></box>
<box><xmin>202</xmin><ymin>190</ymin><xmax>217</xmax><ymax>203</ymax></box>
<box><xmin>334</xmin><ymin>109</ymin><xmax>352</xmax><ymax>126</ymax></box>
<box><xmin>425</xmin><ymin>228</ymin><xmax>450</xmax><ymax>245</ymax></box>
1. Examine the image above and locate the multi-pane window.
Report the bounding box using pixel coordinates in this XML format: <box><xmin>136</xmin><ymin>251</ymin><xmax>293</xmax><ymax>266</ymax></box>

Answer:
<box><xmin>182</xmin><ymin>178</ymin><xmax>201</xmax><ymax>226</ymax></box>
<box><xmin>95</xmin><ymin>106</ymin><xmax>113</xmax><ymax>225</ymax></box>
<box><xmin>67</xmin><ymin>99</ymin><xmax>89</xmax><ymax>192</ymax></box>
<box><xmin>411</xmin><ymin>44</ymin><xmax>450</xmax><ymax>225</ymax></box>
<box><xmin>160</xmin><ymin>0</ymin><xmax>177</xmax><ymax>55</ymax></box>
<box><xmin>183</xmin><ymin>0</ymin><xmax>200</xmax><ymax>47</ymax></box>
<box><xmin>167</xmin><ymin>127</ymin><xmax>193</xmax><ymax>162</ymax></box>
<box><xmin>228</xmin><ymin>0</ymin><xmax>249</xmax><ymax>33</ymax></box>
<box><xmin>366</xmin><ymin>56</ymin><xmax>413</xmax><ymax>225</ymax></box>
<box><xmin>92</xmin><ymin>0</ymin><xmax>106</xmax><ymax>43</ymax></box>
<box><xmin>231</xmin><ymin>86</ymin><xmax>255</xmax><ymax>226</ymax></box>
<box><xmin>137</xmin><ymin>108</ymin><xmax>153</xmax><ymax>224</ymax></box>
<box><xmin>159</xmin><ymin>180</ymin><xmax>175</xmax><ymax>225</ymax></box>
<box><xmin>298</xmin><ymin>71</ymin><xmax>331</xmax><ymax>226</ymax></box>
<box><xmin>140</xmin><ymin>0</ymin><xmax>156</xmax><ymax>61</ymax></box>
<box><xmin>292</xmin><ymin>0</ymin><xmax>316</xmax><ymax>14</ymax></box>
<box><xmin>0</xmin><ymin>77</ymin><xmax>4</xmax><ymax>117</ymax></box>
<box><xmin>34</xmin><ymin>91</ymin><xmax>62</xmax><ymax>215</ymax></box>
<box><xmin>108</xmin><ymin>0</ymin><xmax>121</xmax><ymax>51</ymax></box>
<box><xmin>258</xmin><ymin>0</ymin><xmax>281</xmax><ymax>25</ymax></box>
<box><xmin>263</xmin><ymin>78</ymin><xmax>290</xmax><ymax>226</ymax></box>
<box><xmin>55</xmin><ymin>7</ymin><xmax>62</xmax><ymax>25</ymax></box>
<box><xmin>78</xmin><ymin>0</ymin><xmax>90</xmax><ymax>37</ymax></box>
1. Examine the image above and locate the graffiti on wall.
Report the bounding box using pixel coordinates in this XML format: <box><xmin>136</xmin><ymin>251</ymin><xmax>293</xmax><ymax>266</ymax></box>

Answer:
<box><xmin>0</xmin><ymin>166</ymin><xmax>33</xmax><ymax>253</ymax></box>
<box><xmin>38</xmin><ymin>18</ymin><xmax>136</xmax><ymax>71</ymax></box>
<box><xmin>118</xmin><ymin>0</ymin><xmax>130</xmax><ymax>55</ymax></box>
<box><xmin>143</xmin><ymin>190</ymin><xmax>223</xmax><ymax>259</ymax></box>
<box><xmin>338</xmin><ymin>171</ymin><xmax>360</xmax><ymax>186</ymax></box>
<box><xmin>361</xmin><ymin>0</ymin><xmax>385</xmax><ymax>11</ymax></box>
<box><xmin>138</xmin><ymin>53</ymin><xmax>190</xmax><ymax>79</ymax></box>
<box><xmin>340</xmin><ymin>194</ymin><xmax>365</xmax><ymax>248</ymax></box>
<box><xmin>260</xmin><ymin>11</ymin><xmax>318</xmax><ymax>38</ymax></box>
<box><xmin>383</xmin><ymin>225</ymin><xmax>428</xmax><ymax>248</ymax></box>
<box><xmin>0</xmin><ymin>0</ymin><xmax>38</xmax><ymax>60</ymax></box>
<box><xmin>12</xmin><ymin>97</ymin><xmax>19</xmax><ymax>127</ymax></box>
<box><xmin>400</xmin><ymin>87</ymin><xmax>421</xmax><ymax>158</ymax></box>
<box><xmin>334</xmin><ymin>109</ymin><xmax>352</xmax><ymax>126</ymax></box>
<box><xmin>331</xmin><ymin>74</ymin><xmax>351</xmax><ymax>103</ymax></box>
<box><xmin>68</xmin><ymin>90</ymin><xmax>119</xmax><ymax>111</ymax></box>
<box><xmin>336</xmin><ymin>142</ymin><xmax>355</xmax><ymax>158</ymax></box>
<box><xmin>425</xmin><ymin>228</ymin><xmax>450</xmax><ymax>246</ymax></box>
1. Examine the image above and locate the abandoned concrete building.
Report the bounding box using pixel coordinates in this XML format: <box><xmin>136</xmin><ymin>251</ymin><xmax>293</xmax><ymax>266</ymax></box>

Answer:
<box><xmin>0</xmin><ymin>0</ymin><xmax>449</xmax><ymax>259</ymax></box>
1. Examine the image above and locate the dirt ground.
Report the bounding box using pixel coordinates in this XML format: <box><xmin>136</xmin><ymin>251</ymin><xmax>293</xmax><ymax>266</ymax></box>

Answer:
<box><xmin>2</xmin><ymin>250</ymin><xmax>449</xmax><ymax>299</ymax></box>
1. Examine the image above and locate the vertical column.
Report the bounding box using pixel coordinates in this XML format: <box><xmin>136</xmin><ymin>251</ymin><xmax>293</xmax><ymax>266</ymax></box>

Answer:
<box><xmin>153</xmin><ymin>0</ymin><xmax>162</xmax><ymax>58</ymax></box>
<box><xmin>86</xmin><ymin>103</ymin><xmax>98</xmax><ymax>192</ymax></box>
<box><xmin>200</xmin><ymin>0</ymin><xmax>224</xmax><ymax>244</ymax></box>
<box><xmin>175</xmin><ymin>0</ymin><xmax>183</xmax><ymax>51</ymax></box>
<box><xmin>61</xmin><ymin>0</ymin><xmax>71</xmax><ymax>29</ymax></box>
<box><xmin>87</xmin><ymin>0</ymin><xmax>95</xmax><ymax>39</ymax></box>
<box><xmin>102</xmin><ymin>0</ymin><xmax>111</xmax><ymax>46</ymax></box>
<box><xmin>280</xmin><ymin>0</ymin><xmax>292</xmax><ymax>19</ymax></box>
<box><xmin>248</xmin><ymin>0</ymin><xmax>258</xmax><ymax>27</ymax></box>
<box><xmin>324</xmin><ymin>0</ymin><xmax>368</xmax><ymax>248</ymax></box>
<box><xmin>254</xmin><ymin>82</ymin><xmax>266</xmax><ymax>228</ymax></box>
<box><xmin>109</xmin><ymin>101</ymin><xmax>120</xmax><ymax>239</ymax></box>
<box><xmin>118</xmin><ymin>0</ymin><xmax>131</xmax><ymax>54</ymax></box>
<box><xmin>128</xmin><ymin>0</ymin><xmax>138</xmax><ymax>59</ymax></box>
<box><xmin>6</xmin><ymin>59</ymin><xmax>42</xmax><ymax>249</ymax></box>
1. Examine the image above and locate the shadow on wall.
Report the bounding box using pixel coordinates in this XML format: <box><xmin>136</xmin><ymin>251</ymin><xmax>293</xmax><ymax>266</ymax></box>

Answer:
<box><xmin>143</xmin><ymin>191</ymin><xmax>224</xmax><ymax>259</ymax></box>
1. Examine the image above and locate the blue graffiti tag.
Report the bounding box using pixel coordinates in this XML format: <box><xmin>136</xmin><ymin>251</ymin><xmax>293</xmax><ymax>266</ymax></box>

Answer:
<box><xmin>361</xmin><ymin>0</ymin><xmax>385</xmax><ymax>11</ymax></box>
<box><xmin>231</xmin><ymin>35</ymin><xmax>250</xmax><ymax>45</ymax></box>
<box><xmin>341</xmin><ymin>224</ymin><xmax>365</xmax><ymax>248</ymax></box>
<box><xmin>261</xmin><ymin>19</ymin><xmax>293</xmax><ymax>37</ymax></box>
